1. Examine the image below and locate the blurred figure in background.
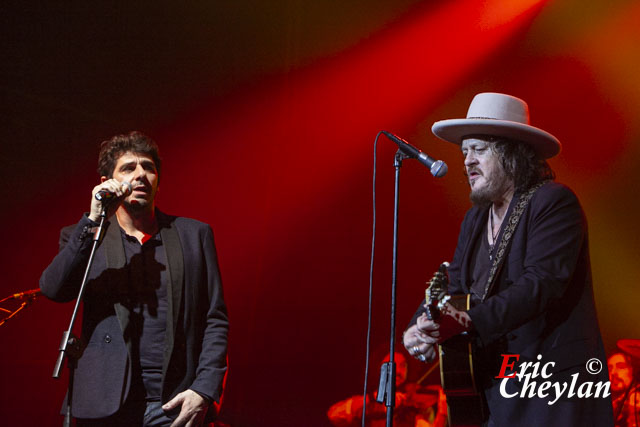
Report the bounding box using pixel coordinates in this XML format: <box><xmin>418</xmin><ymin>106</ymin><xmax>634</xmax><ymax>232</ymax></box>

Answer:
<box><xmin>609</xmin><ymin>340</ymin><xmax>640</xmax><ymax>427</ymax></box>
<box><xmin>327</xmin><ymin>352</ymin><xmax>446</xmax><ymax>427</ymax></box>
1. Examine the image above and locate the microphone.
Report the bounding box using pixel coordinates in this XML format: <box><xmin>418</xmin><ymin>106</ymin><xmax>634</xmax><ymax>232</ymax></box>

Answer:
<box><xmin>11</xmin><ymin>289</ymin><xmax>41</xmax><ymax>300</ymax></box>
<box><xmin>382</xmin><ymin>131</ymin><xmax>448</xmax><ymax>177</ymax></box>
<box><xmin>95</xmin><ymin>181</ymin><xmax>132</xmax><ymax>202</ymax></box>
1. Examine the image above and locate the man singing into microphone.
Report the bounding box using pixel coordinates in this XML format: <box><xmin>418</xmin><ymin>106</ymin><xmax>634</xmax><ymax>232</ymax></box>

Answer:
<box><xmin>40</xmin><ymin>131</ymin><xmax>228</xmax><ymax>426</ymax></box>
<box><xmin>402</xmin><ymin>93</ymin><xmax>612</xmax><ymax>425</ymax></box>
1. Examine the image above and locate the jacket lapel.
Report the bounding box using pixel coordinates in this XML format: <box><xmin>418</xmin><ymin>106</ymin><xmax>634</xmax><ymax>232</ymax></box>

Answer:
<box><xmin>159</xmin><ymin>214</ymin><xmax>184</xmax><ymax>377</ymax></box>
<box><xmin>460</xmin><ymin>207</ymin><xmax>489</xmax><ymax>294</ymax></box>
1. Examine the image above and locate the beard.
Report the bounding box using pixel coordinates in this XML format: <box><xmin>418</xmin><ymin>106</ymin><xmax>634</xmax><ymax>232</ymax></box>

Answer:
<box><xmin>610</xmin><ymin>376</ymin><xmax>630</xmax><ymax>393</ymax></box>
<box><xmin>125</xmin><ymin>199</ymin><xmax>149</xmax><ymax>209</ymax></box>
<box><xmin>122</xmin><ymin>194</ymin><xmax>154</xmax><ymax>216</ymax></box>
<box><xmin>469</xmin><ymin>166</ymin><xmax>511</xmax><ymax>207</ymax></box>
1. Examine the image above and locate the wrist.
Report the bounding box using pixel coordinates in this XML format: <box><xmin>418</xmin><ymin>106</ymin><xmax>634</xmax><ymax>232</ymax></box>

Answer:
<box><xmin>190</xmin><ymin>389</ymin><xmax>212</xmax><ymax>406</ymax></box>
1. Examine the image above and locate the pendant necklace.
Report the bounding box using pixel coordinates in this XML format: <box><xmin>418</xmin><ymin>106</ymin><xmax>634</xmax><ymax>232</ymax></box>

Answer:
<box><xmin>489</xmin><ymin>205</ymin><xmax>500</xmax><ymax>260</ymax></box>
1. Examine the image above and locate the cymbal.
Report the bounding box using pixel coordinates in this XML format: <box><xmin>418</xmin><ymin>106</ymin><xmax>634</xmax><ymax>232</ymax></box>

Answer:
<box><xmin>618</xmin><ymin>339</ymin><xmax>640</xmax><ymax>359</ymax></box>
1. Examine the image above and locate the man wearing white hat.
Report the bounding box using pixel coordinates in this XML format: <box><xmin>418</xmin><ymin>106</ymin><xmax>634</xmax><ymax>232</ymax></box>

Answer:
<box><xmin>403</xmin><ymin>93</ymin><xmax>613</xmax><ymax>426</ymax></box>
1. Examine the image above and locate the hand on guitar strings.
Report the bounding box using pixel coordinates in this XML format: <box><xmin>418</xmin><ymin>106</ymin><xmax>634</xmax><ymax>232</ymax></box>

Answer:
<box><xmin>403</xmin><ymin>323</ymin><xmax>438</xmax><ymax>363</ymax></box>
<box><xmin>404</xmin><ymin>303</ymin><xmax>473</xmax><ymax>362</ymax></box>
<box><xmin>419</xmin><ymin>302</ymin><xmax>472</xmax><ymax>343</ymax></box>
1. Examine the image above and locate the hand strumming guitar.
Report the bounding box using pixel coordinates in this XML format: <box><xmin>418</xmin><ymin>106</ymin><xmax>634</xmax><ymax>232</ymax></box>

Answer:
<box><xmin>403</xmin><ymin>321</ymin><xmax>439</xmax><ymax>363</ymax></box>
<box><xmin>404</xmin><ymin>303</ymin><xmax>472</xmax><ymax>363</ymax></box>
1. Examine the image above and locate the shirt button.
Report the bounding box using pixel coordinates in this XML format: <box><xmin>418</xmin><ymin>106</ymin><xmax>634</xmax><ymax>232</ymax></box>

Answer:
<box><xmin>104</xmin><ymin>334</ymin><xmax>112</xmax><ymax>343</ymax></box>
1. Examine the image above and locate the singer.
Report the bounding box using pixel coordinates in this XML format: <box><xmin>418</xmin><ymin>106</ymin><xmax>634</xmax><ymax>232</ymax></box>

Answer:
<box><xmin>402</xmin><ymin>93</ymin><xmax>613</xmax><ymax>425</ymax></box>
<box><xmin>40</xmin><ymin>131</ymin><xmax>228</xmax><ymax>426</ymax></box>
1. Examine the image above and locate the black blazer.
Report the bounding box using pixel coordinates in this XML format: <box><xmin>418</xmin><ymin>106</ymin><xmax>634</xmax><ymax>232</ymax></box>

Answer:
<box><xmin>40</xmin><ymin>210</ymin><xmax>228</xmax><ymax>419</ymax></box>
<box><xmin>410</xmin><ymin>182</ymin><xmax>613</xmax><ymax>426</ymax></box>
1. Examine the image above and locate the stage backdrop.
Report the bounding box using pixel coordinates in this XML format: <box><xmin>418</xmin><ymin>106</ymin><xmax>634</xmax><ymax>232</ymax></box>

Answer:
<box><xmin>1</xmin><ymin>1</ymin><xmax>638</xmax><ymax>425</ymax></box>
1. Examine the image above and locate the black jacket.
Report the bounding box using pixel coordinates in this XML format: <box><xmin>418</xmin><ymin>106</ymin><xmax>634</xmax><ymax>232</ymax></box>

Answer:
<box><xmin>40</xmin><ymin>210</ymin><xmax>228</xmax><ymax>419</ymax></box>
<box><xmin>410</xmin><ymin>182</ymin><xmax>613</xmax><ymax>426</ymax></box>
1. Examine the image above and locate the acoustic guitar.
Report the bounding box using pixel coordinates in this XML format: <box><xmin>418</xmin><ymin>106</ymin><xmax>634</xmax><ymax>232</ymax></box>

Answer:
<box><xmin>425</xmin><ymin>262</ymin><xmax>485</xmax><ymax>426</ymax></box>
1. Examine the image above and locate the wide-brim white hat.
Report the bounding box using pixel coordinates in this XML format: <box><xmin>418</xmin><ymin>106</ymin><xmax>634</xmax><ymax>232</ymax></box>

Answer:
<box><xmin>431</xmin><ymin>92</ymin><xmax>561</xmax><ymax>159</ymax></box>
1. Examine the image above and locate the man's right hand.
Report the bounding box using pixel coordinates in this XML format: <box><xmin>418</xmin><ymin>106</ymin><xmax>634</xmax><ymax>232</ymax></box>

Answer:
<box><xmin>88</xmin><ymin>179</ymin><xmax>131</xmax><ymax>222</ymax></box>
<box><xmin>403</xmin><ymin>315</ymin><xmax>439</xmax><ymax>363</ymax></box>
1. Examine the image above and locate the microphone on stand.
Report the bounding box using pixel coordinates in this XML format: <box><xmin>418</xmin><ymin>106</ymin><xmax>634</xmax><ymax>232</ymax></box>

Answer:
<box><xmin>382</xmin><ymin>131</ymin><xmax>448</xmax><ymax>178</ymax></box>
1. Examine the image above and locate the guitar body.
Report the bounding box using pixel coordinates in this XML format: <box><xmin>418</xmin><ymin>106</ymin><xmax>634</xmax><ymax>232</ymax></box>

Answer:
<box><xmin>438</xmin><ymin>294</ymin><xmax>485</xmax><ymax>426</ymax></box>
<box><xmin>425</xmin><ymin>263</ymin><xmax>485</xmax><ymax>426</ymax></box>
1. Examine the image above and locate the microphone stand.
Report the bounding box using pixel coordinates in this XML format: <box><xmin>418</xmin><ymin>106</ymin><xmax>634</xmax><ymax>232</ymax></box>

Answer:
<box><xmin>376</xmin><ymin>149</ymin><xmax>408</xmax><ymax>427</ymax></box>
<box><xmin>52</xmin><ymin>206</ymin><xmax>109</xmax><ymax>427</ymax></box>
<box><xmin>0</xmin><ymin>292</ymin><xmax>40</xmax><ymax>327</ymax></box>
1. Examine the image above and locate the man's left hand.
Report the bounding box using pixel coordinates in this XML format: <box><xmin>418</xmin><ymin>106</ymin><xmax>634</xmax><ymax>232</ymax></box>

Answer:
<box><xmin>163</xmin><ymin>389</ymin><xmax>209</xmax><ymax>427</ymax></box>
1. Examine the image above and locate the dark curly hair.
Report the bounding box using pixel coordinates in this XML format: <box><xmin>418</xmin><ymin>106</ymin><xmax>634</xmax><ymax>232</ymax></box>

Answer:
<box><xmin>492</xmin><ymin>137</ymin><xmax>555</xmax><ymax>190</ymax></box>
<box><xmin>97</xmin><ymin>131</ymin><xmax>161</xmax><ymax>178</ymax></box>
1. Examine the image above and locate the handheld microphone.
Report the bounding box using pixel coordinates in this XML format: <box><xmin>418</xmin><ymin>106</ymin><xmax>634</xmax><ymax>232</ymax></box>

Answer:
<box><xmin>382</xmin><ymin>131</ymin><xmax>448</xmax><ymax>178</ymax></box>
<box><xmin>95</xmin><ymin>181</ymin><xmax>132</xmax><ymax>202</ymax></box>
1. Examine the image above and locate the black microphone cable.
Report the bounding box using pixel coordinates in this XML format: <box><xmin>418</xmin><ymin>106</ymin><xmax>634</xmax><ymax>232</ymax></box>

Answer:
<box><xmin>362</xmin><ymin>130</ymin><xmax>444</xmax><ymax>425</ymax></box>
<box><xmin>361</xmin><ymin>131</ymin><xmax>384</xmax><ymax>426</ymax></box>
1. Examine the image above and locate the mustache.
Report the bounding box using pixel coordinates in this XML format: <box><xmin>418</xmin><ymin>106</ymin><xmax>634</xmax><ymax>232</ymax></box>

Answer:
<box><xmin>131</xmin><ymin>181</ymin><xmax>149</xmax><ymax>188</ymax></box>
<box><xmin>465</xmin><ymin>167</ymin><xmax>482</xmax><ymax>177</ymax></box>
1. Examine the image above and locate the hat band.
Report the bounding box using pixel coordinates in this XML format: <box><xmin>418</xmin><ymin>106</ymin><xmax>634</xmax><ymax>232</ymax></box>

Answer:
<box><xmin>467</xmin><ymin>116</ymin><xmax>530</xmax><ymax>125</ymax></box>
<box><xmin>469</xmin><ymin>116</ymin><xmax>521</xmax><ymax>121</ymax></box>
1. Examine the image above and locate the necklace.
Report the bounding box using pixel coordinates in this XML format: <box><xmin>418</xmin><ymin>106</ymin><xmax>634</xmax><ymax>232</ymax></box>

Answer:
<box><xmin>488</xmin><ymin>205</ymin><xmax>501</xmax><ymax>260</ymax></box>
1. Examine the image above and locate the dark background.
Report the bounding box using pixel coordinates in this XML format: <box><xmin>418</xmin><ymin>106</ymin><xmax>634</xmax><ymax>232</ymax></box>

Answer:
<box><xmin>2</xmin><ymin>1</ymin><xmax>639</xmax><ymax>425</ymax></box>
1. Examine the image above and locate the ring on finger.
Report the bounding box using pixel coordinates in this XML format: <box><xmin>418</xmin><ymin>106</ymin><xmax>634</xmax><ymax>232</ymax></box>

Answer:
<box><xmin>412</xmin><ymin>345</ymin><xmax>420</xmax><ymax>355</ymax></box>
<box><xmin>418</xmin><ymin>354</ymin><xmax>427</xmax><ymax>362</ymax></box>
